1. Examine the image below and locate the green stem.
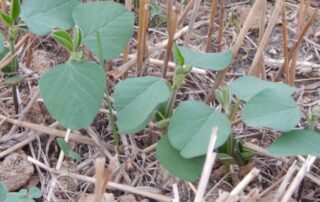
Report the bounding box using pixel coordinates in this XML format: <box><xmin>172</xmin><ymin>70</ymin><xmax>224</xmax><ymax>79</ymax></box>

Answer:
<box><xmin>9</xmin><ymin>36</ymin><xmax>19</xmax><ymax>114</ymax></box>
<box><xmin>164</xmin><ymin>89</ymin><xmax>177</xmax><ymax>118</ymax></box>
<box><xmin>96</xmin><ymin>31</ymin><xmax>121</xmax><ymax>154</ymax></box>
<box><xmin>226</xmin><ymin>135</ymin><xmax>233</xmax><ymax>157</ymax></box>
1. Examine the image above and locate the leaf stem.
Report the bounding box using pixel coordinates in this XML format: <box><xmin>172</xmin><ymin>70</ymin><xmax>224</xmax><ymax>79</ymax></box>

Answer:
<box><xmin>9</xmin><ymin>35</ymin><xmax>19</xmax><ymax>114</ymax></box>
<box><xmin>164</xmin><ymin>89</ymin><xmax>177</xmax><ymax>118</ymax></box>
<box><xmin>96</xmin><ymin>31</ymin><xmax>121</xmax><ymax>154</ymax></box>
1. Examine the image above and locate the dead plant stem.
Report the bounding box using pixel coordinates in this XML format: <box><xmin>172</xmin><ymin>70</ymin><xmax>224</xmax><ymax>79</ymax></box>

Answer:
<box><xmin>217</xmin><ymin>0</ymin><xmax>225</xmax><ymax>51</ymax></box>
<box><xmin>1</xmin><ymin>0</ymin><xmax>6</xmax><ymax>13</ymax></box>
<box><xmin>205</xmin><ymin>0</ymin><xmax>218</xmax><ymax>52</ymax></box>
<box><xmin>177</xmin><ymin>0</ymin><xmax>196</xmax><ymax>27</ymax></box>
<box><xmin>163</xmin><ymin>4</ymin><xmax>179</xmax><ymax>78</ymax></box>
<box><xmin>184</xmin><ymin>0</ymin><xmax>201</xmax><ymax>47</ymax></box>
<box><xmin>273</xmin><ymin>9</ymin><xmax>318</xmax><ymax>82</ymax></box>
<box><xmin>136</xmin><ymin>0</ymin><xmax>150</xmax><ymax>76</ymax></box>
<box><xmin>205</xmin><ymin>0</ymin><xmax>262</xmax><ymax>103</ymax></box>
<box><xmin>248</xmin><ymin>0</ymin><xmax>283</xmax><ymax>75</ymax></box>
<box><xmin>281</xmin><ymin>2</ymin><xmax>290</xmax><ymax>84</ymax></box>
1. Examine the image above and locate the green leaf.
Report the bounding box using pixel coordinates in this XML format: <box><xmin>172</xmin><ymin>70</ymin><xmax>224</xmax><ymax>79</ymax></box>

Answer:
<box><xmin>39</xmin><ymin>61</ymin><xmax>106</xmax><ymax>130</ymax></box>
<box><xmin>0</xmin><ymin>182</ymin><xmax>7</xmax><ymax>202</ymax></box>
<box><xmin>173</xmin><ymin>45</ymin><xmax>184</xmax><ymax>67</ymax></box>
<box><xmin>230</xmin><ymin>76</ymin><xmax>296</xmax><ymax>102</ymax></box>
<box><xmin>57</xmin><ymin>138</ymin><xmax>81</xmax><ymax>162</ymax></box>
<box><xmin>0</xmin><ymin>47</ymin><xmax>19</xmax><ymax>74</ymax></box>
<box><xmin>168</xmin><ymin>100</ymin><xmax>231</xmax><ymax>158</ymax></box>
<box><xmin>156</xmin><ymin>135</ymin><xmax>205</xmax><ymax>181</ymax></box>
<box><xmin>0</xmin><ymin>13</ymin><xmax>13</xmax><ymax>27</ymax></box>
<box><xmin>113</xmin><ymin>76</ymin><xmax>170</xmax><ymax>134</ymax></box>
<box><xmin>242</xmin><ymin>89</ymin><xmax>301</xmax><ymax>132</ymax></box>
<box><xmin>57</xmin><ymin>138</ymin><xmax>71</xmax><ymax>155</ymax></box>
<box><xmin>68</xmin><ymin>150</ymin><xmax>81</xmax><ymax>162</ymax></box>
<box><xmin>21</xmin><ymin>0</ymin><xmax>81</xmax><ymax>36</ymax></box>
<box><xmin>73</xmin><ymin>1</ymin><xmax>134</xmax><ymax>60</ymax></box>
<box><xmin>51</xmin><ymin>30</ymin><xmax>73</xmax><ymax>52</ymax></box>
<box><xmin>269</xmin><ymin>130</ymin><xmax>320</xmax><ymax>157</ymax></box>
<box><xmin>72</xmin><ymin>25</ymin><xmax>83</xmax><ymax>51</ymax></box>
<box><xmin>5</xmin><ymin>193</ymin><xmax>22</xmax><ymax>202</ymax></box>
<box><xmin>178</xmin><ymin>46</ymin><xmax>232</xmax><ymax>71</ymax></box>
<box><xmin>4</xmin><ymin>76</ymin><xmax>24</xmax><ymax>86</ymax></box>
<box><xmin>28</xmin><ymin>187</ymin><xmax>41</xmax><ymax>199</ymax></box>
<box><xmin>10</xmin><ymin>0</ymin><xmax>20</xmax><ymax>21</ymax></box>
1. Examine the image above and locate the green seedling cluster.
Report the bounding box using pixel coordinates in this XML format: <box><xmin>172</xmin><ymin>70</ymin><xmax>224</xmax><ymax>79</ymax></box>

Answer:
<box><xmin>1</xmin><ymin>0</ymin><xmax>320</xmax><ymax>184</ymax></box>
<box><xmin>0</xmin><ymin>181</ymin><xmax>42</xmax><ymax>202</ymax></box>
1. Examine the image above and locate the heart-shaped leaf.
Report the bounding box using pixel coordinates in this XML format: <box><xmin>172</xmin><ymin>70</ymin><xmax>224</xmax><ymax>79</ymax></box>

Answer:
<box><xmin>178</xmin><ymin>46</ymin><xmax>232</xmax><ymax>71</ymax></box>
<box><xmin>113</xmin><ymin>76</ymin><xmax>170</xmax><ymax>134</ymax></box>
<box><xmin>168</xmin><ymin>100</ymin><xmax>231</xmax><ymax>158</ymax></box>
<box><xmin>268</xmin><ymin>130</ymin><xmax>320</xmax><ymax>157</ymax></box>
<box><xmin>156</xmin><ymin>135</ymin><xmax>205</xmax><ymax>181</ymax></box>
<box><xmin>39</xmin><ymin>61</ymin><xmax>106</xmax><ymax>130</ymax></box>
<box><xmin>0</xmin><ymin>182</ymin><xmax>7</xmax><ymax>202</ymax></box>
<box><xmin>230</xmin><ymin>76</ymin><xmax>296</xmax><ymax>102</ymax></box>
<box><xmin>28</xmin><ymin>187</ymin><xmax>42</xmax><ymax>199</ymax></box>
<box><xmin>21</xmin><ymin>0</ymin><xmax>80</xmax><ymax>36</ymax></box>
<box><xmin>73</xmin><ymin>2</ymin><xmax>134</xmax><ymax>60</ymax></box>
<box><xmin>242</xmin><ymin>89</ymin><xmax>301</xmax><ymax>132</ymax></box>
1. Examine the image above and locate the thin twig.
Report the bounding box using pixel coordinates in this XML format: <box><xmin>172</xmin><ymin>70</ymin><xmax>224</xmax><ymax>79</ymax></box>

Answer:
<box><xmin>136</xmin><ymin>0</ymin><xmax>150</xmax><ymax>76</ymax></box>
<box><xmin>27</xmin><ymin>156</ymin><xmax>172</xmax><ymax>201</ymax></box>
<box><xmin>256</xmin><ymin>0</ymin><xmax>266</xmax><ymax>78</ymax></box>
<box><xmin>248</xmin><ymin>0</ymin><xmax>283</xmax><ymax>75</ymax></box>
<box><xmin>0</xmin><ymin>134</ymin><xmax>36</xmax><ymax>158</ymax></box>
<box><xmin>0</xmin><ymin>114</ymin><xmax>97</xmax><ymax>146</ymax></box>
<box><xmin>122</xmin><ymin>0</ymin><xmax>133</xmax><ymax>79</ymax></box>
<box><xmin>184</xmin><ymin>0</ymin><xmax>202</xmax><ymax>47</ymax></box>
<box><xmin>244</xmin><ymin>142</ymin><xmax>320</xmax><ymax>186</ymax></box>
<box><xmin>110</xmin><ymin>21</ymin><xmax>208</xmax><ymax>80</ymax></box>
<box><xmin>177</xmin><ymin>0</ymin><xmax>196</xmax><ymax>27</ymax></box>
<box><xmin>48</xmin><ymin>129</ymin><xmax>71</xmax><ymax>201</ymax></box>
<box><xmin>274</xmin><ymin>161</ymin><xmax>297</xmax><ymax>202</ymax></box>
<box><xmin>281</xmin><ymin>156</ymin><xmax>317</xmax><ymax>202</ymax></box>
<box><xmin>172</xmin><ymin>183</ymin><xmax>180</xmax><ymax>202</ymax></box>
<box><xmin>281</xmin><ymin>1</ymin><xmax>290</xmax><ymax>84</ymax></box>
<box><xmin>205</xmin><ymin>0</ymin><xmax>218</xmax><ymax>52</ymax></box>
<box><xmin>205</xmin><ymin>0</ymin><xmax>262</xmax><ymax>103</ymax></box>
<box><xmin>273</xmin><ymin>10</ymin><xmax>318</xmax><ymax>82</ymax></box>
<box><xmin>94</xmin><ymin>158</ymin><xmax>108</xmax><ymax>202</ymax></box>
<box><xmin>163</xmin><ymin>4</ymin><xmax>179</xmax><ymax>78</ymax></box>
<box><xmin>228</xmin><ymin>168</ymin><xmax>260</xmax><ymax>199</ymax></box>
<box><xmin>288</xmin><ymin>0</ymin><xmax>313</xmax><ymax>85</ymax></box>
<box><xmin>194</xmin><ymin>128</ymin><xmax>218</xmax><ymax>202</ymax></box>
<box><xmin>217</xmin><ymin>0</ymin><xmax>225</xmax><ymax>51</ymax></box>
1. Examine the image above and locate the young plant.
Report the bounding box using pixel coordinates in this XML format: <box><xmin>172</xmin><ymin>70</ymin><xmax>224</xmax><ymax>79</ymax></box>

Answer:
<box><xmin>0</xmin><ymin>181</ymin><xmax>42</xmax><ymax>202</ymax></box>
<box><xmin>113</xmin><ymin>46</ymin><xmax>233</xmax><ymax>181</ymax></box>
<box><xmin>214</xmin><ymin>87</ymin><xmax>254</xmax><ymax>170</ymax></box>
<box><xmin>51</xmin><ymin>25</ymin><xmax>84</xmax><ymax>62</ymax></box>
<box><xmin>0</xmin><ymin>0</ymin><xmax>134</xmax><ymax>153</ymax></box>
<box><xmin>0</xmin><ymin>0</ymin><xmax>22</xmax><ymax>114</ymax></box>
<box><xmin>229</xmin><ymin>76</ymin><xmax>320</xmax><ymax>158</ymax></box>
<box><xmin>35</xmin><ymin>1</ymin><xmax>134</xmax><ymax>149</ymax></box>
